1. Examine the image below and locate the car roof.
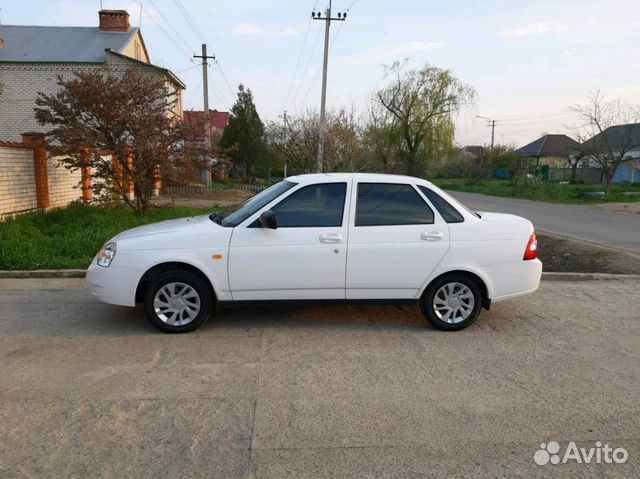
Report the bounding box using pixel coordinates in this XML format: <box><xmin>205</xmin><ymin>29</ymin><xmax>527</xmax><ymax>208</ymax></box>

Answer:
<box><xmin>285</xmin><ymin>172</ymin><xmax>434</xmax><ymax>186</ymax></box>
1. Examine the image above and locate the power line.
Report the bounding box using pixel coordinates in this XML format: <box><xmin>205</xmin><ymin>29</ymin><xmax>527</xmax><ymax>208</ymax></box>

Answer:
<box><xmin>282</xmin><ymin>0</ymin><xmax>320</xmax><ymax>112</ymax></box>
<box><xmin>133</xmin><ymin>0</ymin><xmax>193</xmax><ymax>62</ymax></box>
<box><xmin>299</xmin><ymin>14</ymin><xmax>345</xmax><ymax>109</ymax></box>
<box><xmin>215</xmin><ymin>59</ymin><xmax>237</xmax><ymax>99</ymax></box>
<box><xmin>289</xmin><ymin>22</ymin><xmax>323</xmax><ymax>110</ymax></box>
<box><xmin>173</xmin><ymin>0</ymin><xmax>205</xmax><ymax>43</ymax></box>
<box><xmin>145</xmin><ymin>0</ymin><xmax>194</xmax><ymax>52</ymax></box>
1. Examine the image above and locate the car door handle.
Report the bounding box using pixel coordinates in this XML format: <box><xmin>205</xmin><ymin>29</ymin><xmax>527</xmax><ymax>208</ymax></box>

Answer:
<box><xmin>319</xmin><ymin>233</ymin><xmax>343</xmax><ymax>243</ymax></box>
<box><xmin>421</xmin><ymin>231</ymin><xmax>444</xmax><ymax>241</ymax></box>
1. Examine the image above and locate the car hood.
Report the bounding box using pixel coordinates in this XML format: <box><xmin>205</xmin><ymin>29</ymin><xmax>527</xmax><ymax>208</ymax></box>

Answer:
<box><xmin>112</xmin><ymin>215</ymin><xmax>214</xmax><ymax>241</ymax></box>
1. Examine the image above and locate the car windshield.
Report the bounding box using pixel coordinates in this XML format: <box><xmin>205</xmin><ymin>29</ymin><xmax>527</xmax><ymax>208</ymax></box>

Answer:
<box><xmin>210</xmin><ymin>181</ymin><xmax>297</xmax><ymax>227</ymax></box>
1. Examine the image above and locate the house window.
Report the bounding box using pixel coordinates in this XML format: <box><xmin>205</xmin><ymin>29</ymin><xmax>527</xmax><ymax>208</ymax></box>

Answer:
<box><xmin>135</xmin><ymin>42</ymin><xmax>142</xmax><ymax>61</ymax></box>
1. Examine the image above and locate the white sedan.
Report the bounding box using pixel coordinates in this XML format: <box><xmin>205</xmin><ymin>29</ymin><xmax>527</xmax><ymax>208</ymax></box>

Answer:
<box><xmin>87</xmin><ymin>173</ymin><xmax>542</xmax><ymax>333</ymax></box>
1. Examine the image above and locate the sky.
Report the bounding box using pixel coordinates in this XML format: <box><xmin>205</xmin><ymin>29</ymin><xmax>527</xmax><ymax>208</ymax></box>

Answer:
<box><xmin>2</xmin><ymin>0</ymin><xmax>640</xmax><ymax>147</ymax></box>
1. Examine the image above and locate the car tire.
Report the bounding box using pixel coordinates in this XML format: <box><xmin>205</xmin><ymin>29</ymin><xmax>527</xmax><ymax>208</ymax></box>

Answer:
<box><xmin>143</xmin><ymin>270</ymin><xmax>214</xmax><ymax>333</ymax></box>
<box><xmin>420</xmin><ymin>274</ymin><xmax>482</xmax><ymax>331</ymax></box>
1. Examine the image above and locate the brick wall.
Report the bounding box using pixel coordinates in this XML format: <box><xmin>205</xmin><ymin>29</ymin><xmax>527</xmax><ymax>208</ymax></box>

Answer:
<box><xmin>0</xmin><ymin>145</ymin><xmax>38</xmax><ymax>216</ymax></box>
<box><xmin>48</xmin><ymin>156</ymin><xmax>83</xmax><ymax>209</ymax></box>
<box><xmin>0</xmin><ymin>51</ymin><xmax>183</xmax><ymax>142</ymax></box>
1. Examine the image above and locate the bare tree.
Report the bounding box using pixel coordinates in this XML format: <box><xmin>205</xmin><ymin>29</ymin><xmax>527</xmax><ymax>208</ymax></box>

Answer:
<box><xmin>570</xmin><ymin>91</ymin><xmax>640</xmax><ymax>195</ymax></box>
<box><xmin>376</xmin><ymin>60</ymin><xmax>475</xmax><ymax>176</ymax></box>
<box><xmin>35</xmin><ymin>69</ymin><xmax>205</xmax><ymax>215</ymax></box>
<box><xmin>266</xmin><ymin>108</ymin><xmax>367</xmax><ymax>174</ymax></box>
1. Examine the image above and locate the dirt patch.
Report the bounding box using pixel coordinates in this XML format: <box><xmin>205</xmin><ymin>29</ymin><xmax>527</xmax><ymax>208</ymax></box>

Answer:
<box><xmin>538</xmin><ymin>233</ymin><xmax>640</xmax><ymax>274</ymax></box>
<box><xmin>583</xmin><ymin>202</ymin><xmax>640</xmax><ymax>215</ymax></box>
<box><xmin>151</xmin><ymin>190</ymin><xmax>253</xmax><ymax>209</ymax></box>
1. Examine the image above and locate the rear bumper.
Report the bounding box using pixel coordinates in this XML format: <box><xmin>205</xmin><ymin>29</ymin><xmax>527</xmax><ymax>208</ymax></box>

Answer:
<box><xmin>489</xmin><ymin>258</ymin><xmax>542</xmax><ymax>302</ymax></box>
<box><xmin>86</xmin><ymin>261</ymin><xmax>141</xmax><ymax>307</ymax></box>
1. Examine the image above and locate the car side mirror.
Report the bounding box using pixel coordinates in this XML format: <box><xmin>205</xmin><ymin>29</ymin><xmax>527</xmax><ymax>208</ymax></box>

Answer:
<box><xmin>259</xmin><ymin>210</ymin><xmax>278</xmax><ymax>229</ymax></box>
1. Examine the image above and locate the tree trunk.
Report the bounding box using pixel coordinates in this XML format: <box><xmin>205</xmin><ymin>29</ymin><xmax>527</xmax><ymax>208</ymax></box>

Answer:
<box><xmin>570</xmin><ymin>163</ymin><xmax>578</xmax><ymax>183</ymax></box>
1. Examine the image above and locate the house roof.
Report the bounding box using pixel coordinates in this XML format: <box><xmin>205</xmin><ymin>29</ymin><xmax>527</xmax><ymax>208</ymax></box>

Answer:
<box><xmin>106</xmin><ymin>50</ymin><xmax>186</xmax><ymax>89</ymax></box>
<box><xmin>0</xmin><ymin>25</ymin><xmax>139</xmax><ymax>63</ymax></box>
<box><xmin>184</xmin><ymin>111</ymin><xmax>230</xmax><ymax>131</ymax></box>
<box><xmin>581</xmin><ymin>123</ymin><xmax>640</xmax><ymax>152</ymax></box>
<box><xmin>514</xmin><ymin>134</ymin><xmax>581</xmax><ymax>158</ymax></box>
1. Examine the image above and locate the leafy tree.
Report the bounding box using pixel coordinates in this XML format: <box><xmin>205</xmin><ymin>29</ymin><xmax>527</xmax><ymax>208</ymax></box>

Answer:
<box><xmin>376</xmin><ymin>61</ymin><xmax>475</xmax><ymax>176</ymax></box>
<box><xmin>363</xmin><ymin>102</ymin><xmax>401</xmax><ymax>173</ymax></box>
<box><xmin>34</xmin><ymin>69</ymin><xmax>204</xmax><ymax>215</ymax></box>
<box><xmin>220</xmin><ymin>84</ymin><xmax>266</xmax><ymax>178</ymax></box>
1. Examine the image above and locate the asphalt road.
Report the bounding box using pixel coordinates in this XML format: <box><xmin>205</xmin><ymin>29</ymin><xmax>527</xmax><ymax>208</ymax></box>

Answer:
<box><xmin>1</xmin><ymin>278</ymin><xmax>639</xmax><ymax>478</ymax></box>
<box><xmin>447</xmin><ymin>191</ymin><xmax>640</xmax><ymax>254</ymax></box>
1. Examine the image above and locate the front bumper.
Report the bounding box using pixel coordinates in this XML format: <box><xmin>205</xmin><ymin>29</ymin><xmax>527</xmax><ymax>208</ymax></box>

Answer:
<box><xmin>86</xmin><ymin>261</ymin><xmax>142</xmax><ymax>307</ymax></box>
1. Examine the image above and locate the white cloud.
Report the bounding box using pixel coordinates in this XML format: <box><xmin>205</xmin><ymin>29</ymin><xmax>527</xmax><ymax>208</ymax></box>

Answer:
<box><xmin>353</xmin><ymin>41</ymin><xmax>445</xmax><ymax>64</ymax></box>
<box><xmin>501</xmin><ymin>22</ymin><xmax>568</xmax><ymax>37</ymax></box>
<box><xmin>234</xmin><ymin>22</ymin><xmax>297</xmax><ymax>37</ymax></box>
<box><xmin>557</xmin><ymin>50</ymin><xmax>574</xmax><ymax>59</ymax></box>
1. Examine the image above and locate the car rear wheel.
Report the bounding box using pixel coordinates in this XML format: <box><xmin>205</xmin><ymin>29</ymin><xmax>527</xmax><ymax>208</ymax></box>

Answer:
<box><xmin>420</xmin><ymin>274</ymin><xmax>482</xmax><ymax>331</ymax></box>
<box><xmin>143</xmin><ymin>270</ymin><xmax>214</xmax><ymax>333</ymax></box>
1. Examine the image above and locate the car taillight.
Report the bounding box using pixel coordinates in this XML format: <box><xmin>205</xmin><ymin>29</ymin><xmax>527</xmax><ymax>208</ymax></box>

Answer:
<box><xmin>523</xmin><ymin>231</ymin><xmax>538</xmax><ymax>260</ymax></box>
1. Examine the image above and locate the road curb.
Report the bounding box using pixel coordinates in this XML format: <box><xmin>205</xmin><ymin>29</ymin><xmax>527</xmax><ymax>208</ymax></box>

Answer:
<box><xmin>1</xmin><ymin>270</ymin><xmax>640</xmax><ymax>281</ymax></box>
<box><xmin>541</xmin><ymin>272</ymin><xmax>640</xmax><ymax>281</ymax></box>
<box><xmin>0</xmin><ymin>269</ymin><xmax>86</xmax><ymax>278</ymax></box>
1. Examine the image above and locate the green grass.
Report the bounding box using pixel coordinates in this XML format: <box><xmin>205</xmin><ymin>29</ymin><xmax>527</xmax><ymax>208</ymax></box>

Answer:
<box><xmin>0</xmin><ymin>204</ymin><xmax>216</xmax><ymax>270</ymax></box>
<box><xmin>431</xmin><ymin>178</ymin><xmax>640</xmax><ymax>204</ymax></box>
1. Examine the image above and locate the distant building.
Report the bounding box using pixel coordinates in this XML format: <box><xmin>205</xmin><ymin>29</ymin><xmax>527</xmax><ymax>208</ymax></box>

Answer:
<box><xmin>514</xmin><ymin>134</ymin><xmax>581</xmax><ymax>168</ymax></box>
<box><xmin>184</xmin><ymin>110</ymin><xmax>231</xmax><ymax>183</ymax></box>
<box><xmin>581</xmin><ymin>123</ymin><xmax>640</xmax><ymax>183</ymax></box>
<box><xmin>0</xmin><ymin>9</ymin><xmax>185</xmax><ymax>142</ymax></box>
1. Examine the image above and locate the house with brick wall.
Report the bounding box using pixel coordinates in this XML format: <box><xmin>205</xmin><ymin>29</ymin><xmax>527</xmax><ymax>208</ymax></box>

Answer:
<box><xmin>0</xmin><ymin>9</ymin><xmax>185</xmax><ymax>141</ymax></box>
<box><xmin>0</xmin><ymin>9</ymin><xmax>186</xmax><ymax>218</ymax></box>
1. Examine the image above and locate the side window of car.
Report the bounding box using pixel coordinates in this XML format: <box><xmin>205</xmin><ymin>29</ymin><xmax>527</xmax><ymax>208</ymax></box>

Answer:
<box><xmin>269</xmin><ymin>182</ymin><xmax>347</xmax><ymax>227</ymax></box>
<box><xmin>355</xmin><ymin>183</ymin><xmax>434</xmax><ymax>226</ymax></box>
<box><xmin>417</xmin><ymin>186</ymin><xmax>464</xmax><ymax>223</ymax></box>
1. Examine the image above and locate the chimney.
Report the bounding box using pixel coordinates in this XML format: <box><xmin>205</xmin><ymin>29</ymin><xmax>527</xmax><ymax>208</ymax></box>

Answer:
<box><xmin>98</xmin><ymin>10</ymin><xmax>131</xmax><ymax>33</ymax></box>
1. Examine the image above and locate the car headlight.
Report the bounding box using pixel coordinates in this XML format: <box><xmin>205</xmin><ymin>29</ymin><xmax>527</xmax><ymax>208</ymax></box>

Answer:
<box><xmin>97</xmin><ymin>242</ymin><xmax>117</xmax><ymax>268</ymax></box>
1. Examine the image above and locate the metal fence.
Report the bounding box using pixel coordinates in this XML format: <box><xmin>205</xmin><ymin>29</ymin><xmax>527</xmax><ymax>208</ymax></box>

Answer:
<box><xmin>164</xmin><ymin>184</ymin><xmax>265</xmax><ymax>196</ymax></box>
<box><xmin>548</xmin><ymin>168</ymin><xmax>603</xmax><ymax>184</ymax></box>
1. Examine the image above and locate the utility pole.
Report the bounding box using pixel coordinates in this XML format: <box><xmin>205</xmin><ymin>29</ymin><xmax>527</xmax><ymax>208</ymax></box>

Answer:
<box><xmin>476</xmin><ymin>115</ymin><xmax>496</xmax><ymax>149</ymax></box>
<box><xmin>194</xmin><ymin>44</ymin><xmax>216</xmax><ymax>185</ymax></box>
<box><xmin>312</xmin><ymin>1</ymin><xmax>346</xmax><ymax>172</ymax></box>
<box><xmin>282</xmin><ymin>110</ymin><xmax>289</xmax><ymax>178</ymax></box>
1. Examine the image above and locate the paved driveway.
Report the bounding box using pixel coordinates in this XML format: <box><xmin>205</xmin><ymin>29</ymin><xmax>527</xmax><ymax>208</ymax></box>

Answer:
<box><xmin>1</xmin><ymin>278</ymin><xmax>639</xmax><ymax>478</ymax></box>
<box><xmin>447</xmin><ymin>191</ymin><xmax>640</xmax><ymax>254</ymax></box>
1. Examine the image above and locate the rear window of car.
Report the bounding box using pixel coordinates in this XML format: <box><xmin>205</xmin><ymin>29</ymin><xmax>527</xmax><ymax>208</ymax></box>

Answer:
<box><xmin>417</xmin><ymin>186</ymin><xmax>464</xmax><ymax>223</ymax></box>
<box><xmin>355</xmin><ymin>183</ymin><xmax>434</xmax><ymax>226</ymax></box>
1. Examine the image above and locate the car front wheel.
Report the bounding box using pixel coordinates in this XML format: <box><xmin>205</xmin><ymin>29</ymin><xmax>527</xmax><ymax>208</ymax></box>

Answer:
<box><xmin>143</xmin><ymin>270</ymin><xmax>214</xmax><ymax>333</ymax></box>
<box><xmin>420</xmin><ymin>274</ymin><xmax>482</xmax><ymax>331</ymax></box>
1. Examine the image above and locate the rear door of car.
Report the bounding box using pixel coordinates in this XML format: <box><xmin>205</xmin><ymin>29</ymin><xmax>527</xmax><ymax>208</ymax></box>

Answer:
<box><xmin>346</xmin><ymin>181</ymin><xmax>450</xmax><ymax>299</ymax></box>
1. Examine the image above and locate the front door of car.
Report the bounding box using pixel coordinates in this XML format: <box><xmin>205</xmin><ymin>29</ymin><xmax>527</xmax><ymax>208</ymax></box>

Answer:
<box><xmin>346</xmin><ymin>182</ymin><xmax>450</xmax><ymax>299</ymax></box>
<box><xmin>228</xmin><ymin>182</ymin><xmax>350</xmax><ymax>300</ymax></box>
